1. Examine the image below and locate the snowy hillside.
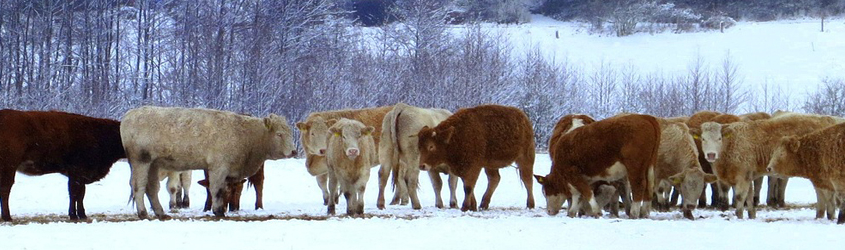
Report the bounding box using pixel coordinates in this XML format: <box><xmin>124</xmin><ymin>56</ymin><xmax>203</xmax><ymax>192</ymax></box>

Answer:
<box><xmin>504</xmin><ymin>15</ymin><xmax>845</xmax><ymax>100</ymax></box>
<box><xmin>1</xmin><ymin>154</ymin><xmax>844</xmax><ymax>249</ymax></box>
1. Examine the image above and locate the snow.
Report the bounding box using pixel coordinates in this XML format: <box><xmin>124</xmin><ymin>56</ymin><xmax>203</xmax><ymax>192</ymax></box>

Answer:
<box><xmin>2</xmin><ymin>154</ymin><xmax>844</xmax><ymax>249</ymax></box>
<box><xmin>501</xmin><ymin>15</ymin><xmax>845</xmax><ymax>100</ymax></box>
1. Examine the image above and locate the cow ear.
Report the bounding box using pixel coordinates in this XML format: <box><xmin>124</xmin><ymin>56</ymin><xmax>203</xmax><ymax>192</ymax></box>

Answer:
<box><xmin>688</xmin><ymin>127</ymin><xmax>701</xmax><ymax>140</ymax></box>
<box><xmin>668</xmin><ymin>172</ymin><xmax>684</xmax><ymax>185</ymax></box>
<box><xmin>296</xmin><ymin>122</ymin><xmax>308</xmax><ymax>131</ymax></box>
<box><xmin>721</xmin><ymin>127</ymin><xmax>733</xmax><ymax>139</ymax></box>
<box><xmin>197</xmin><ymin>179</ymin><xmax>210</xmax><ymax>187</ymax></box>
<box><xmin>442</xmin><ymin>126</ymin><xmax>456</xmax><ymax>144</ymax></box>
<box><xmin>362</xmin><ymin>126</ymin><xmax>375</xmax><ymax>136</ymax></box>
<box><xmin>703</xmin><ymin>173</ymin><xmax>718</xmax><ymax>183</ymax></box>
<box><xmin>534</xmin><ymin>175</ymin><xmax>546</xmax><ymax>185</ymax></box>
<box><xmin>264</xmin><ymin>117</ymin><xmax>275</xmax><ymax>131</ymax></box>
<box><xmin>327</xmin><ymin>119</ymin><xmax>338</xmax><ymax>128</ymax></box>
<box><xmin>787</xmin><ymin>137</ymin><xmax>801</xmax><ymax>153</ymax></box>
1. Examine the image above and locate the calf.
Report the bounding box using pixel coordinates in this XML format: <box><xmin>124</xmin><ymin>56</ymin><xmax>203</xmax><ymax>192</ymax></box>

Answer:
<box><xmin>376</xmin><ymin>103</ymin><xmax>457</xmax><ymax>210</ymax></box>
<box><xmin>698</xmin><ymin>114</ymin><xmax>836</xmax><ymax>219</ymax></box>
<box><xmin>326</xmin><ymin>118</ymin><xmax>378</xmax><ymax>215</ymax></box>
<box><xmin>296</xmin><ymin>106</ymin><xmax>392</xmax><ymax>205</ymax></box>
<box><xmin>536</xmin><ymin>114</ymin><xmax>660</xmax><ymax>218</ymax></box>
<box><xmin>685</xmin><ymin>110</ymin><xmax>722</xmax><ymax>208</ymax></box>
<box><xmin>120</xmin><ymin>106</ymin><xmax>296</xmax><ymax>218</ymax></box>
<box><xmin>0</xmin><ymin>110</ymin><xmax>125</xmax><ymax>221</ymax></box>
<box><xmin>418</xmin><ymin>104</ymin><xmax>536</xmax><ymax>211</ymax></box>
<box><xmin>654</xmin><ymin>121</ymin><xmax>716</xmax><ymax>219</ymax></box>
<box><xmin>199</xmin><ymin>164</ymin><xmax>264</xmax><ymax>212</ymax></box>
<box><xmin>767</xmin><ymin>122</ymin><xmax>845</xmax><ymax>223</ymax></box>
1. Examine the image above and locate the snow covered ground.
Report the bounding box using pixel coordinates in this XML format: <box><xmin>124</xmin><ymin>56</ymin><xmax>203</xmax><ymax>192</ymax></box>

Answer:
<box><xmin>2</xmin><ymin>154</ymin><xmax>844</xmax><ymax>249</ymax></box>
<box><xmin>502</xmin><ymin>15</ymin><xmax>845</xmax><ymax>101</ymax></box>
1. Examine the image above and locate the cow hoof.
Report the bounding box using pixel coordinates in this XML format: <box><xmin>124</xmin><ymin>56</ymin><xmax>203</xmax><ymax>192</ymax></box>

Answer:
<box><xmin>157</xmin><ymin>214</ymin><xmax>172</xmax><ymax>220</ymax></box>
<box><xmin>327</xmin><ymin>205</ymin><xmax>336</xmax><ymax>215</ymax></box>
<box><xmin>69</xmin><ymin>214</ymin><xmax>80</xmax><ymax>221</ymax></box>
<box><xmin>213</xmin><ymin>209</ymin><xmax>226</xmax><ymax>217</ymax></box>
<box><xmin>449</xmin><ymin>202</ymin><xmax>458</xmax><ymax>209</ymax></box>
<box><xmin>137</xmin><ymin>211</ymin><xmax>149</xmax><ymax>219</ymax></box>
<box><xmin>683</xmin><ymin>210</ymin><xmax>694</xmax><ymax>220</ymax></box>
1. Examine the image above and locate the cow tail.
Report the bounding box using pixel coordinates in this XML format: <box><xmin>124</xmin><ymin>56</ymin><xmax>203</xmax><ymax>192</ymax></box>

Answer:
<box><xmin>648</xmin><ymin>116</ymin><xmax>661</xmax><ymax>196</ymax></box>
<box><xmin>388</xmin><ymin>104</ymin><xmax>405</xmax><ymax>192</ymax></box>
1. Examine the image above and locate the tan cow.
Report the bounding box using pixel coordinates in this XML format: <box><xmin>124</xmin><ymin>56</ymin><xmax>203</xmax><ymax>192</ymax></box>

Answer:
<box><xmin>326</xmin><ymin>118</ymin><xmax>377</xmax><ymax>216</ymax></box>
<box><xmin>698</xmin><ymin>114</ymin><xmax>836</xmax><ymax>219</ymax></box>
<box><xmin>418</xmin><ymin>104</ymin><xmax>536</xmax><ymax>211</ymax></box>
<box><xmin>121</xmin><ymin>106</ymin><xmax>296</xmax><ymax>218</ymax></box>
<box><xmin>376</xmin><ymin>103</ymin><xmax>457</xmax><ymax>210</ymax></box>
<box><xmin>767</xmin><ymin>123</ymin><xmax>845</xmax><ymax>223</ymax></box>
<box><xmin>654</xmin><ymin>121</ymin><xmax>717</xmax><ymax>219</ymax></box>
<box><xmin>158</xmin><ymin>169</ymin><xmax>192</xmax><ymax>211</ymax></box>
<box><xmin>296</xmin><ymin>106</ymin><xmax>392</xmax><ymax>205</ymax></box>
<box><xmin>686</xmin><ymin>110</ymin><xmax>723</xmax><ymax>208</ymax></box>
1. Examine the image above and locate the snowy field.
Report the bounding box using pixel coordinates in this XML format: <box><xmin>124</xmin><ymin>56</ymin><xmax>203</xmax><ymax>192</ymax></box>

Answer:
<box><xmin>502</xmin><ymin>15</ymin><xmax>845</xmax><ymax>99</ymax></box>
<box><xmin>2</xmin><ymin>154</ymin><xmax>844</xmax><ymax>249</ymax></box>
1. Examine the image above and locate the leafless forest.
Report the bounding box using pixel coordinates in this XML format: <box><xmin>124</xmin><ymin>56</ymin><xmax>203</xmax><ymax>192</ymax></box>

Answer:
<box><xmin>1</xmin><ymin>0</ymin><xmax>843</xmax><ymax>149</ymax></box>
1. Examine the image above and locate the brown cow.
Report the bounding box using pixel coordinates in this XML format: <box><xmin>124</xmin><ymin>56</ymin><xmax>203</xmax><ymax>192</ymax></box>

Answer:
<box><xmin>417</xmin><ymin>104</ymin><xmax>535</xmax><ymax>211</ymax></box>
<box><xmin>296</xmin><ymin>106</ymin><xmax>392</xmax><ymax>205</ymax></box>
<box><xmin>0</xmin><ymin>109</ymin><xmax>126</xmax><ymax>221</ymax></box>
<box><xmin>376</xmin><ymin>103</ymin><xmax>456</xmax><ymax>210</ymax></box>
<box><xmin>536</xmin><ymin>114</ymin><xmax>660</xmax><ymax>218</ymax></box>
<box><xmin>767</xmin><ymin>122</ymin><xmax>845</xmax><ymax>223</ymax></box>
<box><xmin>698</xmin><ymin>114</ymin><xmax>837</xmax><ymax>219</ymax></box>
<box><xmin>198</xmin><ymin>164</ymin><xmax>264</xmax><ymax>212</ymax></box>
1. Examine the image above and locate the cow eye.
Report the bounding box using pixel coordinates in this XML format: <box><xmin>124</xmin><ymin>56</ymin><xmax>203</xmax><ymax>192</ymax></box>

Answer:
<box><xmin>428</xmin><ymin>144</ymin><xmax>435</xmax><ymax>151</ymax></box>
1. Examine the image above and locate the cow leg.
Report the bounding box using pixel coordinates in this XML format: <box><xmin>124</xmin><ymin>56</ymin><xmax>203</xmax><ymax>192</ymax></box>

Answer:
<box><xmin>707</xmin><ymin>182</ymin><xmax>719</xmax><ymax>208</ymax></box>
<box><xmin>717</xmin><ymin>181</ymin><xmax>731</xmax><ymax>211</ymax></box>
<box><xmin>776</xmin><ymin>177</ymin><xmax>789</xmax><ymax>208</ymax></box>
<box><xmin>166</xmin><ymin>173</ymin><xmax>180</xmax><ymax>211</ymax></box>
<box><xmin>356</xmin><ymin>171</ymin><xmax>369</xmax><ymax>215</ymax></box>
<box><xmin>460</xmin><ymin>168</ymin><xmax>481</xmax><ymax>212</ymax></box>
<box><xmin>67</xmin><ymin>179</ymin><xmax>87</xmax><ymax>220</ymax></box>
<box><xmin>732</xmin><ymin>181</ymin><xmax>751</xmax><ymax>219</ymax></box>
<box><xmin>327</xmin><ymin>170</ymin><xmax>339</xmax><ymax>215</ymax></box>
<box><xmin>628</xmin><ymin>174</ymin><xmax>646</xmax><ymax>219</ymax></box>
<box><xmin>813</xmin><ymin>187</ymin><xmax>829</xmax><ymax>219</ymax></box>
<box><xmin>752</xmin><ymin>176</ymin><xmax>763</xmax><ymax>207</ymax></box>
<box><xmin>837</xmin><ymin>193</ymin><xmax>845</xmax><ymax>224</ymax></box>
<box><xmin>228</xmin><ymin>180</ymin><xmax>244</xmax><ymax>212</ymax></box>
<box><xmin>202</xmin><ymin>170</ymin><xmax>213</xmax><ymax>211</ymax></box>
<box><xmin>251</xmin><ymin>167</ymin><xmax>264</xmax><ymax>210</ymax></box>
<box><xmin>699</xmin><ymin>185</ymin><xmax>709</xmax><ymax>208</ymax></box>
<box><xmin>447</xmin><ymin>173</ymin><xmax>459</xmax><ymax>209</ymax></box>
<box><xmin>430</xmin><ymin>170</ymin><xmax>445</xmax><ymax>209</ymax></box>
<box><xmin>316</xmin><ymin>174</ymin><xmax>331</xmax><ymax>205</ymax></box>
<box><xmin>516</xmin><ymin>156</ymin><xmax>535</xmax><ymax>209</ymax></box>
<box><xmin>669</xmin><ymin>185</ymin><xmax>680</xmax><ymax>208</ymax></box>
<box><xmin>766</xmin><ymin>176</ymin><xmax>778</xmax><ymax>207</ymax></box>
<box><xmin>179</xmin><ymin>171</ymin><xmax>192</xmax><ymax>209</ymax></box>
<box><xmin>406</xmin><ymin>167</ymin><xmax>422</xmax><ymax>210</ymax></box>
<box><xmin>129</xmin><ymin>161</ymin><xmax>152</xmax><ymax>219</ymax></box>
<box><xmin>479</xmin><ymin>168</ymin><xmax>501</xmax><ymax>210</ymax></box>
<box><xmin>619</xmin><ymin>179</ymin><xmax>632</xmax><ymax>217</ymax></box>
<box><xmin>393</xmin><ymin>163</ymin><xmax>409</xmax><ymax>206</ymax></box>
<box><xmin>0</xmin><ymin>168</ymin><xmax>15</xmax><ymax>222</ymax></box>
<box><xmin>207</xmin><ymin>168</ymin><xmax>229</xmax><ymax>217</ymax></box>
<box><xmin>376</xmin><ymin>162</ymin><xmax>391</xmax><ymax>209</ymax></box>
<box><xmin>145</xmin><ymin>166</ymin><xmax>167</xmax><ymax>219</ymax></box>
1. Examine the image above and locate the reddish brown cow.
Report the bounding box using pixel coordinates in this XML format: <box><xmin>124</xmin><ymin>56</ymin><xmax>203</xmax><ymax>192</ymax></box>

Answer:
<box><xmin>417</xmin><ymin>104</ymin><xmax>535</xmax><ymax>211</ymax></box>
<box><xmin>199</xmin><ymin>164</ymin><xmax>264</xmax><ymax>212</ymax></box>
<box><xmin>536</xmin><ymin>114</ymin><xmax>660</xmax><ymax>218</ymax></box>
<box><xmin>0</xmin><ymin>109</ymin><xmax>125</xmax><ymax>221</ymax></box>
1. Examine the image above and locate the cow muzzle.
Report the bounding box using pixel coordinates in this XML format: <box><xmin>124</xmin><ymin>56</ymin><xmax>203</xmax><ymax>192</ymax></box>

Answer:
<box><xmin>317</xmin><ymin>148</ymin><xmax>327</xmax><ymax>156</ymax></box>
<box><xmin>346</xmin><ymin>148</ymin><xmax>359</xmax><ymax>159</ymax></box>
<box><xmin>419</xmin><ymin>164</ymin><xmax>431</xmax><ymax>171</ymax></box>
<box><xmin>705</xmin><ymin>152</ymin><xmax>717</xmax><ymax>162</ymax></box>
<box><xmin>287</xmin><ymin>150</ymin><xmax>297</xmax><ymax>158</ymax></box>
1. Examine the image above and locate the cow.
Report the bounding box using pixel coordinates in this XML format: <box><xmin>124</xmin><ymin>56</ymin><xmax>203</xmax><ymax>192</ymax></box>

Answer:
<box><xmin>325</xmin><ymin>118</ymin><xmax>378</xmax><ymax>216</ymax></box>
<box><xmin>296</xmin><ymin>106</ymin><xmax>393</xmax><ymax>205</ymax></box>
<box><xmin>767</xmin><ymin>122</ymin><xmax>845</xmax><ymax>223</ymax></box>
<box><xmin>376</xmin><ymin>103</ymin><xmax>457</xmax><ymax>210</ymax></box>
<box><xmin>535</xmin><ymin>114</ymin><xmax>660</xmax><ymax>218</ymax></box>
<box><xmin>698</xmin><ymin>114</ymin><xmax>837</xmax><ymax>219</ymax></box>
<box><xmin>158</xmin><ymin>169</ymin><xmax>192</xmax><ymax>211</ymax></box>
<box><xmin>198</xmin><ymin>164</ymin><xmax>264</xmax><ymax>212</ymax></box>
<box><xmin>417</xmin><ymin>104</ymin><xmax>535</xmax><ymax>211</ymax></box>
<box><xmin>685</xmin><ymin>110</ymin><xmax>723</xmax><ymax>208</ymax></box>
<box><xmin>120</xmin><ymin>106</ymin><xmax>296</xmax><ymax>218</ymax></box>
<box><xmin>0</xmin><ymin>109</ymin><xmax>126</xmax><ymax>221</ymax></box>
<box><xmin>739</xmin><ymin>112</ymin><xmax>772</xmax><ymax>121</ymax></box>
<box><xmin>653</xmin><ymin>120</ymin><xmax>717</xmax><ymax>219</ymax></box>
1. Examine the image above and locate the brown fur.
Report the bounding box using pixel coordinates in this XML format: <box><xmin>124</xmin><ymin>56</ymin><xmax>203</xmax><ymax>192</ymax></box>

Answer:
<box><xmin>701</xmin><ymin>114</ymin><xmax>837</xmax><ymax>219</ymax></box>
<box><xmin>548</xmin><ymin>114</ymin><xmax>596</xmax><ymax>160</ymax></box>
<box><xmin>0</xmin><ymin>109</ymin><xmax>126</xmax><ymax>221</ymax></box>
<box><xmin>685</xmin><ymin>111</ymin><xmax>721</xmax><ymax>130</ymax></box>
<box><xmin>739</xmin><ymin>112</ymin><xmax>772</xmax><ymax>121</ymax></box>
<box><xmin>710</xmin><ymin>114</ymin><xmax>742</xmax><ymax>124</ymax></box>
<box><xmin>296</xmin><ymin>106</ymin><xmax>392</xmax><ymax>205</ymax></box>
<box><xmin>537</xmin><ymin>114</ymin><xmax>660</xmax><ymax>218</ymax></box>
<box><xmin>417</xmin><ymin>104</ymin><xmax>536</xmax><ymax>211</ymax></box>
<box><xmin>685</xmin><ymin>110</ymin><xmax>726</xmax><ymax>208</ymax></box>
<box><xmin>199</xmin><ymin>164</ymin><xmax>265</xmax><ymax>212</ymax></box>
<box><xmin>767</xmin><ymin>122</ymin><xmax>845</xmax><ymax>223</ymax></box>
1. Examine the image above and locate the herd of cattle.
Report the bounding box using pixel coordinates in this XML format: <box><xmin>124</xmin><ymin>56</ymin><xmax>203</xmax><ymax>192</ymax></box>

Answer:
<box><xmin>1</xmin><ymin>103</ymin><xmax>844</xmax><ymax>224</ymax></box>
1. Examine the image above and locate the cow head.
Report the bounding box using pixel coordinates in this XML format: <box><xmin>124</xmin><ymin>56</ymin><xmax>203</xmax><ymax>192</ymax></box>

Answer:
<box><xmin>296</xmin><ymin>116</ymin><xmax>331</xmax><ymax>156</ymax></box>
<box><xmin>699</xmin><ymin>122</ymin><xmax>729</xmax><ymax>163</ymax></box>
<box><xmin>265</xmin><ymin>114</ymin><xmax>297</xmax><ymax>159</ymax></box>
<box><xmin>767</xmin><ymin>136</ymin><xmax>801</xmax><ymax>176</ymax></box>
<box><xmin>328</xmin><ymin>118</ymin><xmax>374</xmax><ymax>160</ymax></box>
<box><xmin>417</xmin><ymin>125</ymin><xmax>455</xmax><ymax>171</ymax></box>
<box><xmin>668</xmin><ymin>167</ymin><xmax>717</xmax><ymax>219</ymax></box>
<box><xmin>533</xmin><ymin>173</ymin><xmax>571</xmax><ymax>216</ymax></box>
